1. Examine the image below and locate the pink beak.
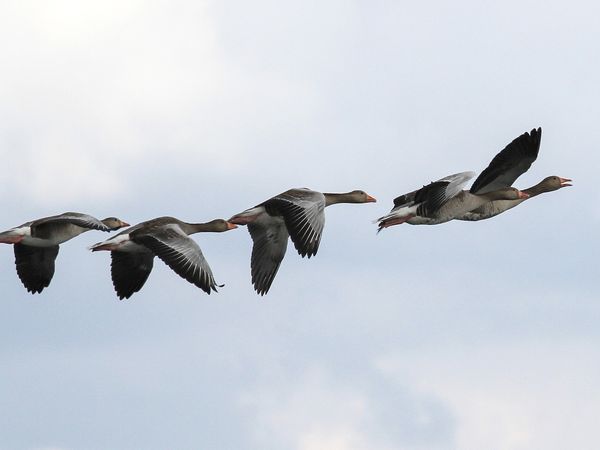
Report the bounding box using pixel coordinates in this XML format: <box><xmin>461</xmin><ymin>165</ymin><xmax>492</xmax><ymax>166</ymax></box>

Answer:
<box><xmin>559</xmin><ymin>177</ymin><xmax>572</xmax><ymax>187</ymax></box>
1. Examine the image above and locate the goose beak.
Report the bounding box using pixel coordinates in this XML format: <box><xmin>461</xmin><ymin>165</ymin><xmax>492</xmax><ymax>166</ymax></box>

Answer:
<box><xmin>559</xmin><ymin>177</ymin><xmax>572</xmax><ymax>187</ymax></box>
<box><xmin>226</xmin><ymin>222</ymin><xmax>238</xmax><ymax>230</ymax></box>
<box><xmin>120</xmin><ymin>221</ymin><xmax>130</xmax><ymax>228</ymax></box>
<box><xmin>366</xmin><ymin>194</ymin><xmax>377</xmax><ymax>203</ymax></box>
<box><xmin>518</xmin><ymin>191</ymin><xmax>530</xmax><ymax>199</ymax></box>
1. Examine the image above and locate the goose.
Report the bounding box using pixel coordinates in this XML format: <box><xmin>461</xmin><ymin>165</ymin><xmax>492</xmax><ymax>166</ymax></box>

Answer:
<box><xmin>0</xmin><ymin>212</ymin><xmax>129</xmax><ymax>294</ymax></box>
<box><xmin>376</xmin><ymin>172</ymin><xmax>528</xmax><ymax>231</ymax></box>
<box><xmin>90</xmin><ymin>217</ymin><xmax>237</xmax><ymax>299</ymax></box>
<box><xmin>229</xmin><ymin>188</ymin><xmax>376</xmax><ymax>295</ymax></box>
<box><xmin>455</xmin><ymin>128</ymin><xmax>571</xmax><ymax>221</ymax></box>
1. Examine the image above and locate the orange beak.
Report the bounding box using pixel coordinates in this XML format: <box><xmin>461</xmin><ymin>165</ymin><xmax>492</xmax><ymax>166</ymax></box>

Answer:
<box><xmin>366</xmin><ymin>194</ymin><xmax>377</xmax><ymax>203</ymax></box>
<box><xmin>226</xmin><ymin>222</ymin><xmax>238</xmax><ymax>230</ymax></box>
<box><xmin>559</xmin><ymin>177</ymin><xmax>572</xmax><ymax>187</ymax></box>
<box><xmin>120</xmin><ymin>221</ymin><xmax>130</xmax><ymax>227</ymax></box>
<box><xmin>518</xmin><ymin>191</ymin><xmax>530</xmax><ymax>199</ymax></box>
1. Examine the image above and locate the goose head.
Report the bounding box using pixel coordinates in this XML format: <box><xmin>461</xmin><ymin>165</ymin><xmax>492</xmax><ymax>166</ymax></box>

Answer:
<box><xmin>101</xmin><ymin>217</ymin><xmax>130</xmax><ymax>230</ymax></box>
<box><xmin>201</xmin><ymin>219</ymin><xmax>238</xmax><ymax>232</ymax></box>
<box><xmin>349</xmin><ymin>190</ymin><xmax>377</xmax><ymax>203</ymax></box>
<box><xmin>324</xmin><ymin>190</ymin><xmax>377</xmax><ymax>205</ymax></box>
<box><xmin>540</xmin><ymin>176</ymin><xmax>572</xmax><ymax>191</ymax></box>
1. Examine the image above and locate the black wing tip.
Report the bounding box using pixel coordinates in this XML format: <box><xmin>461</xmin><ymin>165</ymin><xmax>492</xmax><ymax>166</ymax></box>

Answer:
<box><xmin>518</xmin><ymin>127</ymin><xmax>542</xmax><ymax>150</ymax></box>
<box><xmin>252</xmin><ymin>276</ymin><xmax>273</xmax><ymax>296</ymax></box>
<box><xmin>19</xmin><ymin>276</ymin><xmax>51</xmax><ymax>294</ymax></box>
<box><xmin>254</xmin><ymin>286</ymin><xmax>269</xmax><ymax>296</ymax></box>
<box><xmin>294</xmin><ymin>240</ymin><xmax>319</xmax><ymax>258</ymax></box>
<box><xmin>527</xmin><ymin>127</ymin><xmax>542</xmax><ymax>150</ymax></box>
<box><xmin>199</xmin><ymin>284</ymin><xmax>215</xmax><ymax>294</ymax></box>
<box><xmin>116</xmin><ymin>288</ymin><xmax>135</xmax><ymax>300</ymax></box>
<box><xmin>25</xmin><ymin>285</ymin><xmax>46</xmax><ymax>294</ymax></box>
<box><xmin>470</xmin><ymin>127</ymin><xmax>543</xmax><ymax>194</ymax></box>
<box><xmin>251</xmin><ymin>262</ymin><xmax>280</xmax><ymax>296</ymax></box>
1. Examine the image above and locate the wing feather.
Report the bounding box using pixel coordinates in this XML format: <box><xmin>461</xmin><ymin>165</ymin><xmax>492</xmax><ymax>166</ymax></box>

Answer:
<box><xmin>110</xmin><ymin>250</ymin><xmax>155</xmax><ymax>299</ymax></box>
<box><xmin>264</xmin><ymin>189</ymin><xmax>325</xmax><ymax>257</ymax></box>
<box><xmin>247</xmin><ymin>215</ymin><xmax>289</xmax><ymax>295</ymax></box>
<box><xmin>13</xmin><ymin>244</ymin><xmax>59</xmax><ymax>294</ymax></box>
<box><xmin>470</xmin><ymin>128</ymin><xmax>541</xmax><ymax>194</ymax></box>
<box><xmin>133</xmin><ymin>226</ymin><xmax>219</xmax><ymax>294</ymax></box>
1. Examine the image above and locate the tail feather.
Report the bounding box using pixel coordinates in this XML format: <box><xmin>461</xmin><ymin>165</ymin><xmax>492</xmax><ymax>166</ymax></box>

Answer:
<box><xmin>374</xmin><ymin>204</ymin><xmax>419</xmax><ymax>232</ymax></box>
<box><xmin>0</xmin><ymin>230</ymin><xmax>25</xmax><ymax>244</ymax></box>
<box><xmin>376</xmin><ymin>214</ymin><xmax>415</xmax><ymax>233</ymax></box>
<box><xmin>89</xmin><ymin>241</ymin><xmax>109</xmax><ymax>251</ymax></box>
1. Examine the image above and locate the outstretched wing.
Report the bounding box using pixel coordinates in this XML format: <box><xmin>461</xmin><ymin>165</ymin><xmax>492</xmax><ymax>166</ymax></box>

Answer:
<box><xmin>33</xmin><ymin>212</ymin><xmax>111</xmax><ymax>231</ymax></box>
<box><xmin>133</xmin><ymin>225</ymin><xmax>220</xmax><ymax>294</ymax></box>
<box><xmin>470</xmin><ymin>128</ymin><xmax>541</xmax><ymax>194</ymax></box>
<box><xmin>264</xmin><ymin>188</ymin><xmax>325</xmax><ymax>258</ymax></box>
<box><xmin>247</xmin><ymin>215</ymin><xmax>289</xmax><ymax>296</ymax></box>
<box><xmin>110</xmin><ymin>250</ymin><xmax>155</xmax><ymax>300</ymax></box>
<box><xmin>392</xmin><ymin>188</ymin><xmax>420</xmax><ymax>208</ymax></box>
<box><xmin>414</xmin><ymin>171</ymin><xmax>475</xmax><ymax>217</ymax></box>
<box><xmin>31</xmin><ymin>212</ymin><xmax>112</xmax><ymax>239</ymax></box>
<box><xmin>376</xmin><ymin>172</ymin><xmax>475</xmax><ymax>229</ymax></box>
<box><xmin>13</xmin><ymin>244</ymin><xmax>59</xmax><ymax>294</ymax></box>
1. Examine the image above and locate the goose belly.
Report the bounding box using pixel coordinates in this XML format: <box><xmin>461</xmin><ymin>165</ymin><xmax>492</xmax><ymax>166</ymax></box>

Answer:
<box><xmin>434</xmin><ymin>193</ymin><xmax>485</xmax><ymax>222</ymax></box>
<box><xmin>20</xmin><ymin>235</ymin><xmax>63</xmax><ymax>247</ymax></box>
<box><xmin>117</xmin><ymin>240</ymin><xmax>147</xmax><ymax>253</ymax></box>
<box><xmin>25</xmin><ymin>223</ymin><xmax>89</xmax><ymax>246</ymax></box>
<box><xmin>91</xmin><ymin>234</ymin><xmax>142</xmax><ymax>252</ymax></box>
<box><xmin>407</xmin><ymin>216</ymin><xmax>446</xmax><ymax>225</ymax></box>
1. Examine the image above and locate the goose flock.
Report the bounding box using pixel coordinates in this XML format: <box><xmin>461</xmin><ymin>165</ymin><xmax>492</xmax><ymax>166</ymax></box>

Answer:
<box><xmin>1</xmin><ymin>127</ymin><xmax>570</xmax><ymax>298</ymax></box>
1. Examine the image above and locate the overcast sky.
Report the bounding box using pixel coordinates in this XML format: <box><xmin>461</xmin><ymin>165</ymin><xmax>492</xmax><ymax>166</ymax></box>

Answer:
<box><xmin>1</xmin><ymin>1</ymin><xmax>599</xmax><ymax>449</ymax></box>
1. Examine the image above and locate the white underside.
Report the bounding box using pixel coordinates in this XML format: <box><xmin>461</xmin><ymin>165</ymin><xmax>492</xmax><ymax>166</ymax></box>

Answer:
<box><xmin>90</xmin><ymin>233</ymin><xmax>143</xmax><ymax>252</ymax></box>
<box><xmin>0</xmin><ymin>226</ymin><xmax>66</xmax><ymax>247</ymax></box>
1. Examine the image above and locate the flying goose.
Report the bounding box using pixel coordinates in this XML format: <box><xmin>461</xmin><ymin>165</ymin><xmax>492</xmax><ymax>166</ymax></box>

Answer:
<box><xmin>0</xmin><ymin>212</ymin><xmax>129</xmax><ymax>294</ymax></box>
<box><xmin>229</xmin><ymin>188</ymin><xmax>376</xmax><ymax>295</ymax></box>
<box><xmin>455</xmin><ymin>128</ymin><xmax>571</xmax><ymax>221</ymax></box>
<box><xmin>376</xmin><ymin>172</ymin><xmax>528</xmax><ymax>230</ymax></box>
<box><xmin>90</xmin><ymin>217</ymin><xmax>237</xmax><ymax>299</ymax></box>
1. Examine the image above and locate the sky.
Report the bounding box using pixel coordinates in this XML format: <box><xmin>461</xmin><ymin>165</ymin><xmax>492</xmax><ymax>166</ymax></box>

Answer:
<box><xmin>0</xmin><ymin>1</ymin><xmax>599</xmax><ymax>449</ymax></box>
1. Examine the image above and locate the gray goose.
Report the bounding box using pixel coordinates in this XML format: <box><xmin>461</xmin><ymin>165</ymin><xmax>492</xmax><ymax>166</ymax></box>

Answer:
<box><xmin>0</xmin><ymin>212</ymin><xmax>129</xmax><ymax>294</ymax></box>
<box><xmin>229</xmin><ymin>188</ymin><xmax>376</xmax><ymax>295</ymax></box>
<box><xmin>90</xmin><ymin>217</ymin><xmax>237</xmax><ymax>299</ymax></box>
<box><xmin>455</xmin><ymin>128</ymin><xmax>571</xmax><ymax>221</ymax></box>
<box><xmin>376</xmin><ymin>172</ymin><xmax>528</xmax><ymax>230</ymax></box>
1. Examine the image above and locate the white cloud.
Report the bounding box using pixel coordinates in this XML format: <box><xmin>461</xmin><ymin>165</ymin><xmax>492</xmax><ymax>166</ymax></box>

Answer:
<box><xmin>238</xmin><ymin>361</ymin><xmax>457</xmax><ymax>450</ymax></box>
<box><xmin>240</xmin><ymin>366</ymin><xmax>391</xmax><ymax>450</ymax></box>
<box><xmin>0</xmin><ymin>1</ymin><xmax>320</xmax><ymax>206</ymax></box>
<box><xmin>377</xmin><ymin>340</ymin><xmax>600</xmax><ymax>450</ymax></box>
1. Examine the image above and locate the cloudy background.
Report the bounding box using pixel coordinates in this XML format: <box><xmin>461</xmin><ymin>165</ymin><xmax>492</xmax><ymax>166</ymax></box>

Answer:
<box><xmin>0</xmin><ymin>1</ymin><xmax>598</xmax><ymax>449</ymax></box>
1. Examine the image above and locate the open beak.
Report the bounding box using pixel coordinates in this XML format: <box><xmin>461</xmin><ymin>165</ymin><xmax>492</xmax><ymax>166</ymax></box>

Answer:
<box><xmin>366</xmin><ymin>194</ymin><xmax>377</xmax><ymax>203</ymax></box>
<box><xmin>226</xmin><ymin>222</ymin><xmax>238</xmax><ymax>230</ymax></box>
<box><xmin>559</xmin><ymin>177</ymin><xmax>572</xmax><ymax>187</ymax></box>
